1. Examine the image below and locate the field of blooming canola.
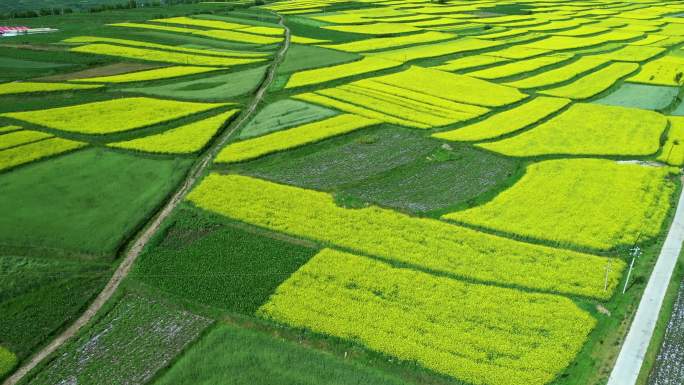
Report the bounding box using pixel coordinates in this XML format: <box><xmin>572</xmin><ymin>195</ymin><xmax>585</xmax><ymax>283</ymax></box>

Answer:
<box><xmin>187</xmin><ymin>1</ymin><xmax>684</xmax><ymax>385</ymax></box>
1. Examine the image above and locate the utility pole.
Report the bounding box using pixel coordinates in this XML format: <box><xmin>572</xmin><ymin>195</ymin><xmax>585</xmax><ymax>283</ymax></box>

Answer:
<box><xmin>622</xmin><ymin>244</ymin><xmax>643</xmax><ymax>294</ymax></box>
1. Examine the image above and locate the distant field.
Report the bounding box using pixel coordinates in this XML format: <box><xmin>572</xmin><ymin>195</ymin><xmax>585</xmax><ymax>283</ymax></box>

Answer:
<box><xmin>1</xmin><ymin>0</ymin><xmax>124</xmax><ymax>13</ymax></box>
<box><xmin>2</xmin><ymin>1</ymin><xmax>683</xmax><ymax>385</ymax></box>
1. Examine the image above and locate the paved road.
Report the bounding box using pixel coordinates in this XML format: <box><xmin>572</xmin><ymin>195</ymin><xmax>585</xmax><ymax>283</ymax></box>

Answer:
<box><xmin>607</xmin><ymin>183</ymin><xmax>684</xmax><ymax>385</ymax></box>
<box><xmin>1</xmin><ymin>12</ymin><xmax>291</xmax><ymax>385</ymax></box>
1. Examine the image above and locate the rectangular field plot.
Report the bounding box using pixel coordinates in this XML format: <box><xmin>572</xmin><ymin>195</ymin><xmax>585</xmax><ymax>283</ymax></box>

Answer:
<box><xmin>109</xmin><ymin>110</ymin><xmax>238</xmax><ymax>154</ymax></box>
<box><xmin>63</xmin><ymin>36</ymin><xmax>269</xmax><ymax>58</ymax></box>
<box><xmin>26</xmin><ymin>293</ymin><xmax>211</xmax><ymax>385</ymax></box>
<box><xmin>237</xmin><ymin>127</ymin><xmax>521</xmax><ymax>214</ymax></box>
<box><xmin>215</xmin><ymin>114</ymin><xmax>378</xmax><ymax>163</ymax></box>
<box><xmin>504</xmin><ymin>56</ymin><xmax>609</xmax><ymax>89</ymax></box>
<box><xmin>123</xmin><ymin>65</ymin><xmax>268</xmax><ymax>101</ymax></box>
<box><xmin>295</xmin><ymin>66</ymin><xmax>524</xmax><ymax>129</ymax></box>
<box><xmin>0</xmin><ymin>82</ymin><xmax>101</xmax><ymax>96</ymax></box>
<box><xmin>444</xmin><ymin>159</ymin><xmax>677</xmax><ymax>251</ymax></box>
<box><xmin>321</xmin><ymin>31</ymin><xmax>455</xmax><ymax>53</ymax></box>
<box><xmin>368</xmin><ymin>38</ymin><xmax>503</xmax><ymax>63</ymax></box>
<box><xmin>465</xmin><ymin>54</ymin><xmax>572</xmax><ymax>80</ymax></box>
<box><xmin>187</xmin><ymin>174</ymin><xmax>624</xmax><ymax>299</ymax></box>
<box><xmin>153</xmin><ymin>323</ymin><xmax>409</xmax><ymax>385</ymax></box>
<box><xmin>239</xmin><ymin>99</ymin><xmax>337</xmax><ymax>139</ymax></box>
<box><xmin>628</xmin><ymin>55</ymin><xmax>684</xmax><ymax>85</ymax></box>
<box><xmin>432</xmin><ymin>54</ymin><xmax>510</xmax><ymax>72</ymax></box>
<box><xmin>478</xmin><ymin>103</ymin><xmax>666</xmax><ymax>157</ymax></box>
<box><xmin>71</xmin><ymin>66</ymin><xmax>223</xmax><ymax>84</ymax></box>
<box><xmin>0</xmin><ymin>130</ymin><xmax>52</xmax><ymax>150</ymax></box>
<box><xmin>71</xmin><ymin>44</ymin><xmax>263</xmax><ymax>67</ymax></box>
<box><xmin>259</xmin><ymin>249</ymin><xmax>596</xmax><ymax>385</ymax></box>
<box><xmin>284</xmin><ymin>57</ymin><xmax>400</xmax><ymax>89</ymax></box>
<box><xmin>0</xmin><ymin>255</ymin><xmax>109</xmax><ymax>361</ymax></box>
<box><xmin>1</xmin><ymin>97</ymin><xmax>230</xmax><ymax>135</ymax></box>
<box><xmin>0</xmin><ymin>148</ymin><xmax>192</xmax><ymax>256</ymax></box>
<box><xmin>593</xmin><ymin>83</ymin><xmax>679</xmax><ymax>110</ymax></box>
<box><xmin>434</xmin><ymin>96</ymin><xmax>570</xmax><ymax>141</ymax></box>
<box><xmin>0</xmin><ymin>138</ymin><xmax>86</xmax><ymax>172</ymax></box>
<box><xmin>540</xmin><ymin>62</ymin><xmax>639</xmax><ymax>99</ymax></box>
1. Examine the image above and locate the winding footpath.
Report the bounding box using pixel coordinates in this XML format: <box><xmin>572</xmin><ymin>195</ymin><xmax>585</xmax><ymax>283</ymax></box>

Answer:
<box><xmin>607</xmin><ymin>183</ymin><xmax>684</xmax><ymax>385</ymax></box>
<box><xmin>2</xmin><ymin>12</ymin><xmax>291</xmax><ymax>385</ymax></box>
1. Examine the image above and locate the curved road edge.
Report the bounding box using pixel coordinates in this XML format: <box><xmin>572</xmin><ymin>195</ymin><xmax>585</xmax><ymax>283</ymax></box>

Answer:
<box><xmin>1</xmin><ymin>11</ymin><xmax>291</xmax><ymax>385</ymax></box>
<box><xmin>607</xmin><ymin>179</ymin><xmax>684</xmax><ymax>385</ymax></box>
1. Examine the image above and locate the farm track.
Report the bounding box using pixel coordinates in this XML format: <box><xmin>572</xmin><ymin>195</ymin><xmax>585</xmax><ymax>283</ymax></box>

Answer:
<box><xmin>607</xmin><ymin>183</ymin><xmax>684</xmax><ymax>385</ymax></box>
<box><xmin>1</xmin><ymin>12</ymin><xmax>291</xmax><ymax>385</ymax></box>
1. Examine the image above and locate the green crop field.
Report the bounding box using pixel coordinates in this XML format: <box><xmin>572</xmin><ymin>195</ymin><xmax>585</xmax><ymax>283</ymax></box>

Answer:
<box><xmin>2</xmin><ymin>1</ymin><xmax>684</xmax><ymax>385</ymax></box>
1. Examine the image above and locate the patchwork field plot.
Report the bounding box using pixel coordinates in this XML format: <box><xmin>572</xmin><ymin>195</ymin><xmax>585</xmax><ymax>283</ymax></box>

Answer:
<box><xmin>123</xmin><ymin>66</ymin><xmax>268</xmax><ymax>101</ymax></box>
<box><xmin>444</xmin><ymin>159</ymin><xmax>677</xmax><ymax>251</ymax></box>
<box><xmin>239</xmin><ymin>99</ymin><xmax>337</xmax><ymax>139</ymax></box>
<box><xmin>153</xmin><ymin>323</ymin><xmax>410</xmax><ymax>385</ymax></box>
<box><xmin>0</xmin><ymin>149</ymin><xmax>192</xmax><ymax>256</ymax></box>
<box><xmin>0</xmin><ymin>82</ymin><xmax>101</xmax><ymax>96</ymax></box>
<box><xmin>0</xmin><ymin>255</ymin><xmax>109</xmax><ymax>362</ymax></box>
<box><xmin>260</xmin><ymin>249</ymin><xmax>596</xmax><ymax>385</ymax></box>
<box><xmin>26</xmin><ymin>293</ymin><xmax>211</xmax><ymax>385</ymax></box>
<box><xmin>187</xmin><ymin>174</ymin><xmax>624</xmax><ymax>299</ymax></box>
<box><xmin>478</xmin><ymin>103</ymin><xmax>666</xmax><ymax>157</ymax></box>
<box><xmin>216</xmin><ymin>114</ymin><xmax>378</xmax><ymax>163</ymax></box>
<box><xmin>4</xmin><ymin>1</ymin><xmax>684</xmax><ymax>385</ymax></box>
<box><xmin>1</xmin><ymin>97</ymin><xmax>230</xmax><ymax>134</ymax></box>
<box><xmin>109</xmin><ymin>110</ymin><xmax>238</xmax><ymax>154</ymax></box>
<box><xmin>70</xmin><ymin>66</ymin><xmax>224</xmax><ymax>84</ymax></box>
<box><xmin>434</xmin><ymin>96</ymin><xmax>570</xmax><ymax>141</ymax></box>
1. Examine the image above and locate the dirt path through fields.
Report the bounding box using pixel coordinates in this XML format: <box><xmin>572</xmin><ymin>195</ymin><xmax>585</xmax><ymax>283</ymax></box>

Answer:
<box><xmin>607</xmin><ymin>184</ymin><xmax>684</xmax><ymax>385</ymax></box>
<box><xmin>1</xmin><ymin>12</ymin><xmax>291</xmax><ymax>385</ymax></box>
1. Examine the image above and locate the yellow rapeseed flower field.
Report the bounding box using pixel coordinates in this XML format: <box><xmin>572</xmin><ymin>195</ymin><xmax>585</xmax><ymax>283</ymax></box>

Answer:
<box><xmin>444</xmin><ymin>159</ymin><xmax>677</xmax><ymax>251</ymax></box>
<box><xmin>215</xmin><ymin>114</ymin><xmax>378</xmax><ymax>163</ymax></box>
<box><xmin>2</xmin><ymin>97</ymin><xmax>230</xmax><ymax>135</ymax></box>
<box><xmin>260</xmin><ymin>249</ymin><xmax>596</xmax><ymax>385</ymax></box>
<box><xmin>478</xmin><ymin>103</ymin><xmax>666</xmax><ymax>156</ymax></box>
<box><xmin>187</xmin><ymin>173</ymin><xmax>625</xmax><ymax>299</ymax></box>
<box><xmin>108</xmin><ymin>110</ymin><xmax>238</xmax><ymax>154</ymax></box>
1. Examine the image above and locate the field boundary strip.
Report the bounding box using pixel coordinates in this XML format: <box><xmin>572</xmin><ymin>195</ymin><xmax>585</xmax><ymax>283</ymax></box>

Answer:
<box><xmin>0</xmin><ymin>11</ymin><xmax>292</xmax><ymax>385</ymax></box>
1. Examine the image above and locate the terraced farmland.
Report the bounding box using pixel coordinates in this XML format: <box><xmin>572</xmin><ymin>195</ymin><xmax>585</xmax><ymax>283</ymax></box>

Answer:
<box><xmin>1</xmin><ymin>1</ymin><xmax>684</xmax><ymax>385</ymax></box>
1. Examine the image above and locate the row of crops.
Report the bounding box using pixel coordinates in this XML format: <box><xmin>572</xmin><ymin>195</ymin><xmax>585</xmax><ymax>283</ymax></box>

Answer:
<box><xmin>2</xmin><ymin>0</ymin><xmax>684</xmax><ymax>385</ymax></box>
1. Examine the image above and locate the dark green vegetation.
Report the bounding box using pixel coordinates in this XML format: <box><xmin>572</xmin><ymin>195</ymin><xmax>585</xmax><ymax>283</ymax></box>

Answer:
<box><xmin>0</xmin><ymin>255</ymin><xmax>110</xmax><ymax>361</ymax></box>
<box><xmin>131</xmin><ymin>205</ymin><xmax>318</xmax><ymax>314</ymax></box>
<box><xmin>153</xmin><ymin>322</ymin><xmax>411</xmax><ymax>385</ymax></box>
<box><xmin>124</xmin><ymin>65</ymin><xmax>269</xmax><ymax>101</ymax></box>
<box><xmin>23</xmin><ymin>293</ymin><xmax>212</xmax><ymax>385</ymax></box>
<box><xmin>0</xmin><ymin>148</ymin><xmax>192</xmax><ymax>257</ymax></box>
<box><xmin>234</xmin><ymin>125</ymin><xmax>522</xmax><ymax>214</ymax></box>
<box><xmin>593</xmin><ymin>83</ymin><xmax>679</xmax><ymax>111</ymax></box>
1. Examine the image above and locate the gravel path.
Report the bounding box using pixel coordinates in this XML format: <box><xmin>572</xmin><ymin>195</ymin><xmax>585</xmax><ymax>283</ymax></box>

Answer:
<box><xmin>1</xmin><ymin>12</ymin><xmax>291</xmax><ymax>385</ymax></box>
<box><xmin>607</xmin><ymin>184</ymin><xmax>684</xmax><ymax>385</ymax></box>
